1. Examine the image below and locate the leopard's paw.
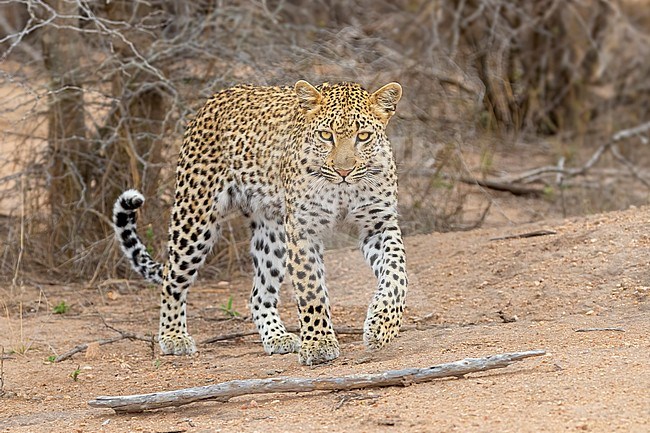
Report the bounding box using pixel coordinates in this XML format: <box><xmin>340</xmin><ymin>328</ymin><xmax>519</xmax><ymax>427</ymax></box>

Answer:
<box><xmin>263</xmin><ymin>332</ymin><xmax>301</xmax><ymax>355</ymax></box>
<box><xmin>298</xmin><ymin>335</ymin><xmax>340</xmax><ymax>365</ymax></box>
<box><xmin>363</xmin><ymin>302</ymin><xmax>403</xmax><ymax>350</ymax></box>
<box><xmin>159</xmin><ymin>332</ymin><xmax>196</xmax><ymax>355</ymax></box>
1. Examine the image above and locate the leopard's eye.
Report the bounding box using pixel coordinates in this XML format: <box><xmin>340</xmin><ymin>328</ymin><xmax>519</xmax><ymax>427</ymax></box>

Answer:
<box><xmin>357</xmin><ymin>131</ymin><xmax>371</xmax><ymax>142</ymax></box>
<box><xmin>318</xmin><ymin>130</ymin><xmax>333</xmax><ymax>142</ymax></box>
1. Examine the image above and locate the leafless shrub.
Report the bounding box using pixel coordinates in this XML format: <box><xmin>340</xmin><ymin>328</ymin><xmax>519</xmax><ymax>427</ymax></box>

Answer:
<box><xmin>430</xmin><ymin>0</ymin><xmax>650</xmax><ymax>136</ymax></box>
<box><xmin>0</xmin><ymin>0</ymin><xmax>648</xmax><ymax>283</ymax></box>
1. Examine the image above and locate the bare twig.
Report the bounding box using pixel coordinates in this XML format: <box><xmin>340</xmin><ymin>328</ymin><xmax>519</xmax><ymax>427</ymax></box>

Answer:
<box><xmin>575</xmin><ymin>327</ymin><xmax>625</xmax><ymax>333</ymax></box>
<box><xmin>610</xmin><ymin>144</ymin><xmax>650</xmax><ymax>188</ymax></box>
<box><xmin>200</xmin><ymin>330</ymin><xmax>257</xmax><ymax>345</ymax></box>
<box><xmin>55</xmin><ymin>329</ymin><xmax>154</xmax><ymax>363</ymax></box>
<box><xmin>54</xmin><ymin>333</ymin><xmax>154</xmax><ymax>363</ymax></box>
<box><xmin>88</xmin><ymin>350</ymin><xmax>546</xmax><ymax>412</ymax></box>
<box><xmin>611</xmin><ymin>121</ymin><xmax>650</xmax><ymax>142</ymax></box>
<box><xmin>490</xmin><ymin>229</ymin><xmax>557</xmax><ymax>241</ymax></box>
<box><xmin>201</xmin><ymin>326</ymin><xmax>364</xmax><ymax>345</ymax></box>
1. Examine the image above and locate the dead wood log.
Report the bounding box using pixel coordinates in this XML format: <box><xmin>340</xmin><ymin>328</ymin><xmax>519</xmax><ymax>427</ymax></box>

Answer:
<box><xmin>88</xmin><ymin>349</ymin><xmax>546</xmax><ymax>413</ymax></box>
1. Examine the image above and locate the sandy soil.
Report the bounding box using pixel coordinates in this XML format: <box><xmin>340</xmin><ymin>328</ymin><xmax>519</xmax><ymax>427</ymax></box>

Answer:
<box><xmin>1</xmin><ymin>206</ymin><xmax>649</xmax><ymax>432</ymax></box>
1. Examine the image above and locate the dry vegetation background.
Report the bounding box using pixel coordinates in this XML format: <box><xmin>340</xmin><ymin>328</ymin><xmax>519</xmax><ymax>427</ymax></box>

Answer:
<box><xmin>0</xmin><ymin>0</ymin><xmax>649</xmax><ymax>286</ymax></box>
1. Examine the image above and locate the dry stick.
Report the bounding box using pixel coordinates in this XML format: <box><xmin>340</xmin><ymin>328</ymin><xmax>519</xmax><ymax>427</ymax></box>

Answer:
<box><xmin>575</xmin><ymin>327</ymin><xmax>625</xmax><ymax>333</ymax></box>
<box><xmin>88</xmin><ymin>349</ymin><xmax>546</xmax><ymax>413</ymax></box>
<box><xmin>55</xmin><ymin>336</ymin><xmax>122</xmax><ymax>363</ymax></box>
<box><xmin>489</xmin><ymin>229</ymin><xmax>557</xmax><ymax>242</ymax></box>
<box><xmin>202</xmin><ymin>325</ymin><xmax>428</xmax><ymax>346</ymax></box>
<box><xmin>612</xmin><ymin>121</ymin><xmax>650</xmax><ymax>141</ymax></box>
<box><xmin>199</xmin><ymin>324</ymin><xmax>438</xmax><ymax>345</ymax></box>
<box><xmin>201</xmin><ymin>325</ymin><xmax>364</xmax><ymax>345</ymax></box>
<box><xmin>610</xmin><ymin>144</ymin><xmax>650</xmax><ymax>188</ymax></box>
<box><xmin>200</xmin><ymin>330</ymin><xmax>258</xmax><ymax>344</ymax></box>
<box><xmin>55</xmin><ymin>331</ymin><xmax>154</xmax><ymax>363</ymax></box>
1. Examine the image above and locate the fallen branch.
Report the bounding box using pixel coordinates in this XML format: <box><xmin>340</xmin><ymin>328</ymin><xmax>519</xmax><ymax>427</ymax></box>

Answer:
<box><xmin>459</xmin><ymin>177</ymin><xmax>544</xmax><ymax>196</ymax></box>
<box><xmin>404</xmin><ymin>170</ymin><xmax>544</xmax><ymax>196</ymax></box>
<box><xmin>505</xmin><ymin>121</ymin><xmax>650</xmax><ymax>185</ymax></box>
<box><xmin>88</xmin><ymin>349</ymin><xmax>546</xmax><ymax>413</ymax></box>
<box><xmin>504</xmin><ymin>140</ymin><xmax>612</xmax><ymax>184</ymax></box>
<box><xmin>407</xmin><ymin>121</ymin><xmax>650</xmax><ymax>195</ymax></box>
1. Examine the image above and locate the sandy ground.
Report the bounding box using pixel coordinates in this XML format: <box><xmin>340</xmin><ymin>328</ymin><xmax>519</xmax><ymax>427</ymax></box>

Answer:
<box><xmin>1</xmin><ymin>206</ymin><xmax>649</xmax><ymax>432</ymax></box>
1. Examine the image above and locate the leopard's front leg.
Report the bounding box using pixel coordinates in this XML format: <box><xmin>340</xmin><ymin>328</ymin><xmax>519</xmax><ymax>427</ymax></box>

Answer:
<box><xmin>285</xmin><ymin>211</ymin><xmax>339</xmax><ymax>365</ymax></box>
<box><xmin>249</xmin><ymin>215</ymin><xmax>300</xmax><ymax>355</ymax></box>
<box><xmin>358</xmin><ymin>211</ymin><xmax>408</xmax><ymax>350</ymax></box>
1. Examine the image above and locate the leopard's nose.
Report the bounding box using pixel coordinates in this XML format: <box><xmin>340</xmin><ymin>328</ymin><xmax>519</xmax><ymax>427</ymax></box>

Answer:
<box><xmin>335</xmin><ymin>168</ymin><xmax>352</xmax><ymax>177</ymax></box>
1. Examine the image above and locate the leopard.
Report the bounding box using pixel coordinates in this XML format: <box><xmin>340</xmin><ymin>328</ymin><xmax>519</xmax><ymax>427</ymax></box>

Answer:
<box><xmin>112</xmin><ymin>80</ymin><xmax>408</xmax><ymax>365</ymax></box>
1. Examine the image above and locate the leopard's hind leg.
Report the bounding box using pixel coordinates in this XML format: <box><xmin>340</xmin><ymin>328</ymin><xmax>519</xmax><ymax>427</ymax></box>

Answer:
<box><xmin>157</xmin><ymin>170</ymin><xmax>224</xmax><ymax>355</ymax></box>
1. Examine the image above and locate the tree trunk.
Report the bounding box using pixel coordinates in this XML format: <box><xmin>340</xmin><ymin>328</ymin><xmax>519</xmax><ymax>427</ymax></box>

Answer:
<box><xmin>41</xmin><ymin>0</ymin><xmax>88</xmax><ymax>259</ymax></box>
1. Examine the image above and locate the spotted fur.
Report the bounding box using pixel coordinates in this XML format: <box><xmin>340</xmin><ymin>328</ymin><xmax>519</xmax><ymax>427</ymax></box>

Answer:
<box><xmin>112</xmin><ymin>80</ymin><xmax>408</xmax><ymax>365</ymax></box>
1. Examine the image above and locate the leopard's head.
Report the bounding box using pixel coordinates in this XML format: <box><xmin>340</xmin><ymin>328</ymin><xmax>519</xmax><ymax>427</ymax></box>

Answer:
<box><xmin>295</xmin><ymin>80</ymin><xmax>402</xmax><ymax>185</ymax></box>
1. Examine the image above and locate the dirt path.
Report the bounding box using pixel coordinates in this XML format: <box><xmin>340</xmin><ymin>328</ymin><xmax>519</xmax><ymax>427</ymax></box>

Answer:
<box><xmin>1</xmin><ymin>207</ymin><xmax>649</xmax><ymax>432</ymax></box>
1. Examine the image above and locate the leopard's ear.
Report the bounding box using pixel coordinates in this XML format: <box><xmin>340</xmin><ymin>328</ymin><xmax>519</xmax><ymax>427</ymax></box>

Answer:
<box><xmin>370</xmin><ymin>82</ymin><xmax>402</xmax><ymax>124</ymax></box>
<box><xmin>295</xmin><ymin>80</ymin><xmax>322</xmax><ymax>113</ymax></box>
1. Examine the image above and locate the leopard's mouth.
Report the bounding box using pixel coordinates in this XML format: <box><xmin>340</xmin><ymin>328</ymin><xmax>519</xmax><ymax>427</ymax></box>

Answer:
<box><xmin>319</xmin><ymin>164</ymin><xmax>367</xmax><ymax>184</ymax></box>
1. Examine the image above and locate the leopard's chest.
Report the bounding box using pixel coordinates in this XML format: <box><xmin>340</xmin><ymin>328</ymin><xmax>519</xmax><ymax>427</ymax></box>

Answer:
<box><xmin>239</xmin><ymin>179</ymin><xmax>360</xmax><ymax>223</ymax></box>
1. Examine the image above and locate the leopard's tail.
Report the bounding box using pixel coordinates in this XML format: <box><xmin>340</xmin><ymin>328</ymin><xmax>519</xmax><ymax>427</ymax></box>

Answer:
<box><xmin>112</xmin><ymin>189</ymin><xmax>164</xmax><ymax>285</ymax></box>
